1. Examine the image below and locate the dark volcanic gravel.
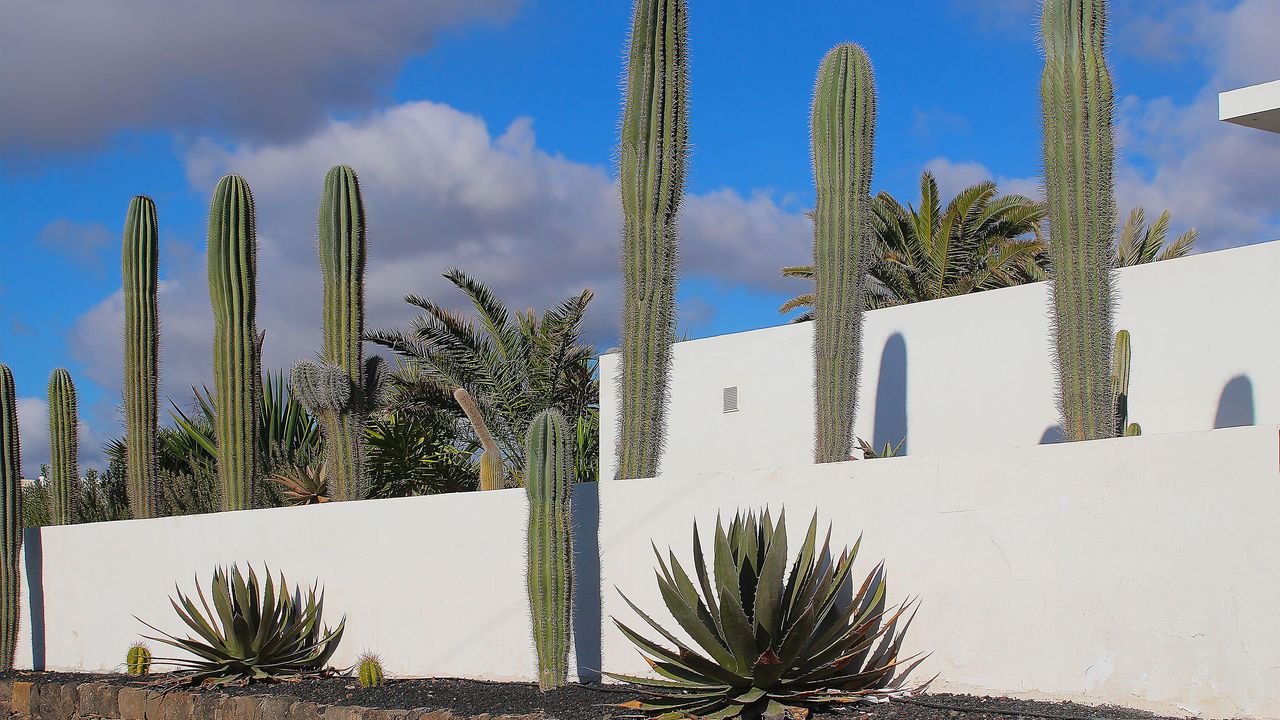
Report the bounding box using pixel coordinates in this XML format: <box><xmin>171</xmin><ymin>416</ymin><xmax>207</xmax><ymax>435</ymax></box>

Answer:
<box><xmin>0</xmin><ymin>672</ymin><xmax>1194</xmax><ymax>720</ymax></box>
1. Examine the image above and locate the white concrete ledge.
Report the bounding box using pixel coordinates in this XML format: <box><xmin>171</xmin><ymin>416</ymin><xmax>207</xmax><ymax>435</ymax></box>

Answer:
<box><xmin>1219</xmin><ymin>80</ymin><xmax>1280</xmax><ymax>133</ymax></box>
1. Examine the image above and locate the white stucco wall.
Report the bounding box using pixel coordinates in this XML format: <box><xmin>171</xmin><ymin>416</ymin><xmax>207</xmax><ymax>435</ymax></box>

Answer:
<box><xmin>599</xmin><ymin>241</ymin><xmax>1280</xmax><ymax>481</ymax></box>
<box><xmin>14</xmin><ymin>425</ymin><xmax>1280</xmax><ymax>718</ymax></box>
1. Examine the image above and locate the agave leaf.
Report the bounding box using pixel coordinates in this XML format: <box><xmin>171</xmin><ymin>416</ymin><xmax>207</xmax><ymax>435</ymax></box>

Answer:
<box><xmin>752</xmin><ymin>512</ymin><xmax>789</xmax><ymax>643</ymax></box>
<box><xmin>656</xmin><ymin>570</ymin><xmax>737</xmax><ymax>669</ymax></box>
<box><xmin>612</xmin><ymin>617</ymin><xmax>745</xmax><ymax>686</ymax></box>
<box><xmin>692</xmin><ymin>523</ymin><xmax>723</xmax><ymax>635</ymax></box>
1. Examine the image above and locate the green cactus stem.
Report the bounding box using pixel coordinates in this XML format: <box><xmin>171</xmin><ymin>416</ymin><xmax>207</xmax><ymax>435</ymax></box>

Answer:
<box><xmin>291</xmin><ymin>166</ymin><xmax>371</xmax><ymax>502</ymax></box>
<box><xmin>126</xmin><ymin>642</ymin><xmax>152</xmax><ymax>676</ymax></box>
<box><xmin>525</xmin><ymin>409</ymin><xmax>573</xmax><ymax>691</ymax></box>
<box><xmin>207</xmin><ymin>174</ymin><xmax>261</xmax><ymax>511</ymax></box>
<box><xmin>47</xmin><ymin>368</ymin><xmax>79</xmax><ymax>525</ymax></box>
<box><xmin>122</xmin><ymin>195</ymin><xmax>161</xmax><ymax>519</ymax></box>
<box><xmin>1112</xmin><ymin>329</ymin><xmax>1133</xmax><ymax>435</ymax></box>
<box><xmin>1</xmin><ymin>364</ymin><xmax>23</xmax><ymax>669</ymax></box>
<box><xmin>1042</xmin><ymin>0</ymin><xmax>1118</xmax><ymax>441</ymax></box>
<box><xmin>812</xmin><ymin>44</ymin><xmax>877</xmax><ymax>463</ymax></box>
<box><xmin>357</xmin><ymin>652</ymin><xmax>384</xmax><ymax>688</ymax></box>
<box><xmin>616</xmin><ymin>0</ymin><xmax>689</xmax><ymax>480</ymax></box>
<box><xmin>453</xmin><ymin>387</ymin><xmax>504</xmax><ymax>490</ymax></box>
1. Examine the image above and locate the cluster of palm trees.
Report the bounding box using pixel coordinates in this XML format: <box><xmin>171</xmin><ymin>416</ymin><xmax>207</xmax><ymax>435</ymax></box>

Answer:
<box><xmin>779</xmin><ymin>170</ymin><xmax>1197</xmax><ymax>319</ymax></box>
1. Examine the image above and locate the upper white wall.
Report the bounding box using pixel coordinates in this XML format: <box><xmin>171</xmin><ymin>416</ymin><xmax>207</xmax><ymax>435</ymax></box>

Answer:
<box><xmin>599</xmin><ymin>241</ymin><xmax>1280</xmax><ymax>480</ymax></box>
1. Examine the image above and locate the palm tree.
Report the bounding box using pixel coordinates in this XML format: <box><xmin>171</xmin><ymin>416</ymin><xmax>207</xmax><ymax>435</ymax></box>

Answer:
<box><xmin>779</xmin><ymin>172</ymin><xmax>1047</xmax><ymax>317</ymax></box>
<box><xmin>367</xmin><ymin>268</ymin><xmax>597</xmax><ymax>477</ymax></box>
<box><xmin>1116</xmin><ymin>207</ymin><xmax>1197</xmax><ymax>266</ymax></box>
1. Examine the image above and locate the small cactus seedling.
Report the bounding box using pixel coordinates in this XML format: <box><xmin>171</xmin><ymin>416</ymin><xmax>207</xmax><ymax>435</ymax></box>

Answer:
<box><xmin>357</xmin><ymin>652</ymin><xmax>384</xmax><ymax>688</ymax></box>
<box><xmin>126</xmin><ymin>642</ymin><xmax>152</xmax><ymax>676</ymax></box>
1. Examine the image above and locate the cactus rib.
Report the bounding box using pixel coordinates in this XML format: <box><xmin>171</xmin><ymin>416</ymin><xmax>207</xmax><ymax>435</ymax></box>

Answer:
<box><xmin>525</xmin><ymin>409</ymin><xmax>573</xmax><ymax>691</ymax></box>
<box><xmin>123</xmin><ymin>195</ymin><xmax>161</xmax><ymax>518</ymax></box>
<box><xmin>616</xmin><ymin>0</ymin><xmax>689</xmax><ymax>480</ymax></box>
<box><xmin>812</xmin><ymin>44</ymin><xmax>877</xmax><ymax>463</ymax></box>
<box><xmin>1042</xmin><ymin>0</ymin><xmax>1118</xmax><ymax>441</ymax></box>
<box><xmin>208</xmin><ymin>174</ymin><xmax>261</xmax><ymax>511</ymax></box>
<box><xmin>1</xmin><ymin>364</ymin><xmax>23</xmax><ymax>669</ymax></box>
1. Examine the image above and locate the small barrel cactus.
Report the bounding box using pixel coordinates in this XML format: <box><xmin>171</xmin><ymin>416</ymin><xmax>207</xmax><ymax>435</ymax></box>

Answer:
<box><xmin>126</xmin><ymin>642</ymin><xmax>152</xmax><ymax>676</ymax></box>
<box><xmin>357</xmin><ymin>652</ymin><xmax>384</xmax><ymax>688</ymax></box>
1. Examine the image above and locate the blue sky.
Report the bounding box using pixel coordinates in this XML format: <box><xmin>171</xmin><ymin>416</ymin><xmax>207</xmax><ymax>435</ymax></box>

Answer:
<box><xmin>1</xmin><ymin>0</ymin><xmax>1277</xmax><ymax>474</ymax></box>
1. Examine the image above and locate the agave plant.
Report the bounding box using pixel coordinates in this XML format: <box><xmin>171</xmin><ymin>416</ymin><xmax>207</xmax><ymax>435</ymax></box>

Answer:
<box><xmin>268</xmin><ymin>462</ymin><xmax>330</xmax><ymax>506</ymax></box>
<box><xmin>140</xmin><ymin>564</ymin><xmax>344</xmax><ymax>685</ymax></box>
<box><xmin>608</xmin><ymin>510</ymin><xmax>923</xmax><ymax>719</ymax></box>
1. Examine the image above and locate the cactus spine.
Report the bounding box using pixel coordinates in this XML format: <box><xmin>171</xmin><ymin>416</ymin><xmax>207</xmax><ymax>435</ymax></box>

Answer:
<box><xmin>1112</xmin><ymin>329</ymin><xmax>1141</xmax><ymax>436</ymax></box>
<box><xmin>1041</xmin><ymin>0</ymin><xmax>1118</xmax><ymax>441</ymax></box>
<box><xmin>290</xmin><ymin>166</ymin><xmax>371</xmax><ymax>502</ymax></box>
<box><xmin>453</xmin><ymin>387</ymin><xmax>503</xmax><ymax>490</ymax></box>
<box><xmin>47</xmin><ymin>369</ymin><xmax>78</xmax><ymax>525</ymax></box>
<box><xmin>1</xmin><ymin>364</ymin><xmax>22</xmax><ymax>669</ymax></box>
<box><xmin>126</xmin><ymin>642</ymin><xmax>152</xmax><ymax>675</ymax></box>
<box><xmin>616</xmin><ymin>0</ymin><xmax>689</xmax><ymax>480</ymax></box>
<box><xmin>123</xmin><ymin>195</ymin><xmax>161</xmax><ymax>519</ymax></box>
<box><xmin>208</xmin><ymin>174</ymin><xmax>261</xmax><ymax>511</ymax></box>
<box><xmin>357</xmin><ymin>652</ymin><xmax>384</xmax><ymax>688</ymax></box>
<box><xmin>525</xmin><ymin>409</ymin><xmax>573</xmax><ymax>691</ymax></box>
<box><xmin>811</xmin><ymin>44</ymin><xmax>876</xmax><ymax>463</ymax></box>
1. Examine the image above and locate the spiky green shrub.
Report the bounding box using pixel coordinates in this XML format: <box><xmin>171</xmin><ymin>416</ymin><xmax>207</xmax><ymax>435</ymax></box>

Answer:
<box><xmin>291</xmin><ymin>165</ymin><xmax>383</xmax><ymax>502</ymax></box>
<box><xmin>1042</xmin><ymin>0</ymin><xmax>1117</xmax><ymax>441</ymax></box>
<box><xmin>47</xmin><ymin>369</ymin><xmax>78</xmax><ymax>525</ymax></box>
<box><xmin>608</xmin><ymin>510</ymin><xmax>922</xmax><ymax>718</ymax></box>
<box><xmin>812</xmin><ymin>44</ymin><xmax>877</xmax><ymax>464</ymax></box>
<box><xmin>1111</xmin><ymin>329</ymin><xmax>1141</xmax><ymax>436</ymax></box>
<box><xmin>526</xmin><ymin>409</ymin><xmax>573</xmax><ymax>691</ymax></box>
<box><xmin>123</xmin><ymin>195</ymin><xmax>161</xmax><ymax>519</ymax></box>
<box><xmin>0</xmin><ymin>364</ymin><xmax>23</xmax><ymax>670</ymax></box>
<box><xmin>141</xmin><ymin>564</ymin><xmax>344</xmax><ymax>685</ymax></box>
<box><xmin>357</xmin><ymin>652</ymin><xmax>384</xmax><ymax>688</ymax></box>
<box><xmin>127</xmin><ymin>642</ymin><xmax>153</xmax><ymax>676</ymax></box>
<box><xmin>616</xmin><ymin>0</ymin><xmax>689</xmax><ymax>481</ymax></box>
<box><xmin>207</xmin><ymin>174</ymin><xmax>261</xmax><ymax>510</ymax></box>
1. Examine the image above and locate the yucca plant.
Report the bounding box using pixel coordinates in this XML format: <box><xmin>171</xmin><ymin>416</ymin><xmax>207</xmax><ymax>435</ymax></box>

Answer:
<box><xmin>140</xmin><ymin>564</ymin><xmax>344</xmax><ymax>685</ymax></box>
<box><xmin>608</xmin><ymin>510</ymin><xmax>923</xmax><ymax>719</ymax></box>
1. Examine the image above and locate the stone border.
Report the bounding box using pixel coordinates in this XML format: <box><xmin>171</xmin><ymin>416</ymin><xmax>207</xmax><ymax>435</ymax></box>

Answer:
<box><xmin>1</xmin><ymin>679</ymin><xmax>544</xmax><ymax>720</ymax></box>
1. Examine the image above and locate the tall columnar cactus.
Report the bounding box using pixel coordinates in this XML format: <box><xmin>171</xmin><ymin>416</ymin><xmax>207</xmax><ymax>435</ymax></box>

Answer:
<box><xmin>47</xmin><ymin>369</ymin><xmax>78</xmax><ymax>525</ymax></box>
<box><xmin>1111</xmin><ymin>329</ymin><xmax>1141</xmax><ymax>436</ymax></box>
<box><xmin>615</xmin><ymin>0</ymin><xmax>689</xmax><ymax>480</ymax></box>
<box><xmin>1042</xmin><ymin>0</ymin><xmax>1117</xmax><ymax>441</ymax></box>
<box><xmin>811</xmin><ymin>44</ymin><xmax>876</xmax><ymax>464</ymax></box>
<box><xmin>452</xmin><ymin>387</ymin><xmax>503</xmax><ymax>490</ymax></box>
<box><xmin>208</xmin><ymin>174</ymin><xmax>261</xmax><ymax>511</ymax></box>
<box><xmin>525</xmin><ymin>409</ymin><xmax>573</xmax><ymax>691</ymax></box>
<box><xmin>1</xmin><ymin>364</ymin><xmax>23</xmax><ymax>670</ymax></box>
<box><xmin>122</xmin><ymin>195</ymin><xmax>160</xmax><ymax>519</ymax></box>
<box><xmin>290</xmin><ymin>165</ymin><xmax>376</xmax><ymax>502</ymax></box>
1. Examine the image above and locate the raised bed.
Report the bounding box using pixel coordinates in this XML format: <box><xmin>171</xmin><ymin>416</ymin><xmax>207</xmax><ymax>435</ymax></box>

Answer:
<box><xmin>0</xmin><ymin>673</ymin><xmax>1191</xmax><ymax>720</ymax></box>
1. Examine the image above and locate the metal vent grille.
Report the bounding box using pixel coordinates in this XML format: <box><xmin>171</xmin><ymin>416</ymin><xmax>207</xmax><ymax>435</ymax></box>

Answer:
<box><xmin>722</xmin><ymin>386</ymin><xmax>739</xmax><ymax>413</ymax></box>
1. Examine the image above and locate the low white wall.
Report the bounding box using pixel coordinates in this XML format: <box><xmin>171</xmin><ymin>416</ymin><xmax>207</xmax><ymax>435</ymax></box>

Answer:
<box><xmin>599</xmin><ymin>241</ymin><xmax>1280</xmax><ymax>480</ymax></box>
<box><xmin>16</xmin><ymin>425</ymin><xmax>1280</xmax><ymax>718</ymax></box>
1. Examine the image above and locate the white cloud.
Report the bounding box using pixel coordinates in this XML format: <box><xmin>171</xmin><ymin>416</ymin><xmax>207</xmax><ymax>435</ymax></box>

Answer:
<box><xmin>922</xmin><ymin>157</ymin><xmax>1039</xmax><ymax>201</ymax></box>
<box><xmin>70</xmin><ymin>100</ymin><xmax>810</xmax><ymax>417</ymax></box>
<box><xmin>0</xmin><ymin>0</ymin><xmax>519</xmax><ymax>156</ymax></box>
<box><xmin>14</xmin><ymin>395</ymin><xmax>106</xmax><ymax>479</ymax></box>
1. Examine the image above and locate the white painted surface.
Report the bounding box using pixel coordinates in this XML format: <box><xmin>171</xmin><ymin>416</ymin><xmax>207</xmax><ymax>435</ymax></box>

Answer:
<box><xmin>1219</xmin><ymin>80</ymin><xmax>1280</xmax><ymax>133</ymax></box>
<box><xmin>15</xmin><ymin>425</ymin><xmax>1280</xmax><ymax>718</ymax></box>
<box><xmin>600</xmin><ymin>241</ymin><xmax>1280</xmax><ymax>481</ymax></box>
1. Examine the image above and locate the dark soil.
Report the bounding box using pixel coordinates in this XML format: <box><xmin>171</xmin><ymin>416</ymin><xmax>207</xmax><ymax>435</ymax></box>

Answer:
<box><xmin>0</xmin><ymin>671</ymin><xmax>1193</xmax><ymax>720</ymax></box>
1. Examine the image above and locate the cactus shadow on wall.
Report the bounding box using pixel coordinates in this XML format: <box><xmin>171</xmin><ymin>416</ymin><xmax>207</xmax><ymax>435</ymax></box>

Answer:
<box><xmin>1040</xmin><ymin>425</ymin><xmax>1064</xmax><ymax>444</ymax></box>
<box><xmin>22</xmin><ymin>528</ymin><xmax>44</xmax><ymax>671</ymax></box>
<box><xmin>570</xmin><ymin>481</ymin><xmax>601</xmax><ymax>683</ymax></box>
<box><xmin>872</xmin><ymin>333</ymin><xmax>908</xmax><ymax>454</ymax></box>
<box><xmin>1214</xmin><ymin>375</ymin><xmax>1255</xmax><ymax>429</ymax></box>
